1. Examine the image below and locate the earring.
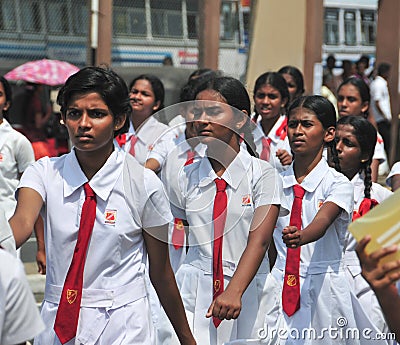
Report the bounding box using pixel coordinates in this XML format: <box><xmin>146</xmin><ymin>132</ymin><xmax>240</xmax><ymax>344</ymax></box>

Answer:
<box><xmin>361</xmin><ymin>159</ymin><xmax>368</xmax><ymax>163</ymax></box>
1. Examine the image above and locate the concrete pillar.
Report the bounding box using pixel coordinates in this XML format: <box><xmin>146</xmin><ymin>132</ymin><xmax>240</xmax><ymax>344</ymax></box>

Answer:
<box><xmin>375</xmin><ymin>0</ymin><xmax>400</xmax><ymax>164</ymax></box>
<box><xmin>96</xmin><ymin>0</ymin><xmax>113</xmax><ymax>67</ymax></box>
<box><xmin>245</xmin><ymin>0</ymin><xmax>323</xmax><ymax>95</ymax></box>
<box><xmin>198</xmin><ymin>0</ymin><xmax>221</xmax><ymax>70</ymax></box>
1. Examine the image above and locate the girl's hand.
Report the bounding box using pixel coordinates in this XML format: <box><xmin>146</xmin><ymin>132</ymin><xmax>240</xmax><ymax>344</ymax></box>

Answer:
<box><xmin>282</xmin><ymin>226</ymin><xmax>301</xmax><ymax>248</ymax></box>
<box><xmin>206</xmin><ymin>288</ymin><xmax>242</xmax><ymax>321</ymax></box>
<box><xmin>356</xmin><ymin>235</ymin><xmax>400</xmax><ymax>291</ymax></box>
<box><xmin>276</xmin><ymin>149</ymin><xmax>292</xmax><ymax>166</ymax></box>
<box><xmin>36</xmin><ymin>248</ymin><xmax>46</xmax><ymax>275</ymax></box>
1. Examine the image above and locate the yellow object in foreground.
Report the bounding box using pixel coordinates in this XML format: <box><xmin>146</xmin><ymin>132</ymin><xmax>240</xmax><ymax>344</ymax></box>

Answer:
<box><xmin>349</xmin><ymin>189</ymin><xmax>400</xmax><ymax>265</ymax></box>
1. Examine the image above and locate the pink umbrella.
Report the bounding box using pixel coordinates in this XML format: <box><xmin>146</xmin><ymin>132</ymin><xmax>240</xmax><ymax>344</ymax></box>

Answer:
<box><xmin>4</xmin><ymin>59</ymin><xmax>80</xmax><ymax>86</ymax></box>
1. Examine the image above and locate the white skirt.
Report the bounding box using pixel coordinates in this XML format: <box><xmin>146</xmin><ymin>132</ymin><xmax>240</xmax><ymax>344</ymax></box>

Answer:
<box><xmin>175</xmin><ymin>256</ymin><xmax>270</xmax><ymax>345</ymax></box>
<box><xmin>343</xmin><ymin>251</ymin><xmax>389</xmax><ymax>334</ymax></box>
<box><xmin>256</xmin><ymin>267</ymin><xmax>390</xmax><ymax>345</ymax></box>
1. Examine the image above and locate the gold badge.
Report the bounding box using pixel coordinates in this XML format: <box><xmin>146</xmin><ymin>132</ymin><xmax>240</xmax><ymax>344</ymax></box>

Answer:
<box><xmin>286</xmin><ymin>274</ymin><xmax>297</xmax><ymax>287</ymax></box>
<box><xmin>67</xmin><ymin>289</ymin><xmax>78</xmax><ymax>304</ymax></box>
<box><xmin>175</xmin><ymin>219</ymin><xmax>184</xmax><ymax>231</ymax></box>
<box><xmin>214</xmin><ymin>279</ymin><xmax>221</xmax><ymax>293</ymax></box>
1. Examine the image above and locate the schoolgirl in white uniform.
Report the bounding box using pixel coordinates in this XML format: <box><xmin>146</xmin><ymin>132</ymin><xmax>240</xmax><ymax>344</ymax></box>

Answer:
<box><xmin>0</xmin><ymin>76</ymin><xmax>35</xmax><ymax>253</ymax></box>
<box><xmin>251</xmin><ymin>72</ymin><xmax>292</xmax><ymax>172</ymax></box>
<box><xmin>146</xmin><ymin>79</ymin><xmax>208</xmax><ymax>272</ymax></box>
<box><xmin>9</xmin><ymin>67</ymin><xmax>195</xmax><ymax>345</ymax></box>
<box><xmin>260</xmin><ymin>96</ymin><xmax>387</xmax><ymax>345</ymax></box>
<box><xmin>170</xmin><ymin>77</ymin><xmax>286</xmax><ymax>345</ymax></box>
<box><xmin>336</xmin><ymin>115</ymin><xmax>392</xmax><ymax>333</ymax></box>
<box><xmin>337</xmin><ymin>77</ymin><xmax>387</xmax><ymax>183</ymax></box>
<box><xmin>116</xmin><ymin>74</ymin><xmax>175</xmax><ymax>166</ymax></box>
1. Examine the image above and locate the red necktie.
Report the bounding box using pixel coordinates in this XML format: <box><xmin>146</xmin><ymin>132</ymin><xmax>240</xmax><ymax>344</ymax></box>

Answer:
<box><xmin>115</xmin><ymin>133</ymin><xmax>127</xmax><ymax>147</ymax></box>
<box><xmin>184</xmin><ymin>150</ymin><xmax>195</xmax><ymax>166</ymax></box>
<box><xmin>282</xmin><ymin>184</ymin><xmax>305</xmax><ymax>317</ymax></box>
<box><xmin>260</xmin><ymin>137</ymin><xmax>272</xmax><ymax>162</ymax></box>
<box><xmin>275</xmin><ymin>117</ymin><xmax>288</xmax><ymax>140</ymax></box>
<box><xmin>54</xmin><ymin>183</ymin><xmax>97</xmax><ymax>344</ymax></box>
<box><xmin>171</xmin><ymin>150</ymin><xmax>196</xmax><ymax>250</ymax></box>
<box><xmin>129</xmin><ymin>135</ymin><xmax>138</xmax><ymax>157</ymax></box>
<box><xmin>352</xmin><ymin>198</ymin><xmax>379</xmax><ymax>221</ymax></box>
<box><xmin>212</xmin><ymin>178</ymin><xmax>228</xmax><ymax>328</ymax></box>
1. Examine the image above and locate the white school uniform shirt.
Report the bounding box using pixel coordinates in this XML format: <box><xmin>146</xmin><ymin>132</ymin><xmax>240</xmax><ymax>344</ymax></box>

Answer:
<box><xmin>168</xmin><ymin>114</ymin><xmax>186</xmax><ymax>138</ymax></box>
<box><xmin>386</xmin><ymin>161</ymin><xmax>400</xmax><ymax>189</ymax></box>
<box><xmin>343</xmin><ymin>172</ymin><xmax>392</xmax><ymax>334</ymax></box>
<box><xmin>148</xmin><ymin>129</ymin><xmax>206</xmax><ymax>170</ymax></box>
<box><xmin>121</xmin><ymin>116</ymin><xmax>176</xmax><ymax>166</ymax></box>
<box><xmin>262</xmin><ymin>158</ymin><xmax>388</xmax><ymax>345</ymax></box>
<box><xmin>158</xmin><ymin>132</ymin><xmax>206</xmax><ymax>273</ymax></box>
<box><xmin>0</xmin><ymin>119</ymin><xmax>34</xmax><ymax>254</ymax></box>
<box><xmin>171</xmin><ymin>148</ymin><xmax>287</xmax><ymax>345</ymax></box>
<box><xmin>253</xmin><ymin>115</ymin><xmax>292</xmax><ymax>172</ymax></box>
<box><xmin>0</xmin><ymin>119</ymin><xmax>34</xmax><ymax>219</ymax></box>
<box><xmin>0</xmin><ymin>249</ymin><xmax>45</xmax><ymax>345</ymax></box>
<box><xmin>18</xmin><ymin>145</ymin><xmax>172</xmax><ymax>345</ymax></box>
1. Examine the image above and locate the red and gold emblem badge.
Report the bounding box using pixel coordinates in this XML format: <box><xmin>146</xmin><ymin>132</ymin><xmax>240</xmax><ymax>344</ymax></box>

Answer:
<box><xmin>175</xmin><ymin>219</ymin><xmax>184</xmax><ymax>231</ymax></box>
<box><xmin>286</xmin><ymin>274</ymin><xmax>297</xmax><ymax>287</ymax></box>
<box><xmin>104</xmin><ymin>210</ymin><xmax>117</xmax><ymax>225</ymax></box>
<box><xmin>66</xmin><ymin>289</ymin><xmax>78</xmax><ymax>304</ymax></box>
<box><xmin>214</xmin><ymin>279</ymin><xmax>221</xmax><ymax>293</ymax></box>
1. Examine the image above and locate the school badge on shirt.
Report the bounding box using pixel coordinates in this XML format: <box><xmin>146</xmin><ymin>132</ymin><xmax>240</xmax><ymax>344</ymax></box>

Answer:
<box><xmin>0</xmin><ymin>153</ymin><xmax>3</xmax><ymax>162</ymax></box>
<box><xmin>104</xmin><ymin>209</ymin><xmax>117</xmax><ymax>225</ymax></box>
<box><xmin>317</xmin><ymin>200</ymin><xmax>324</xmax><ymax>209</ymax></box>
<box><xmin>242</xmin><ymin>194</ymin><xmax>252</xmax><ymax>206</ymax></box>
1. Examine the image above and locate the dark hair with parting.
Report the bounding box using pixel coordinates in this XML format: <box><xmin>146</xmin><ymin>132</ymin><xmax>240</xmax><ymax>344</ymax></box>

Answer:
<box><xmin>278</xmin><ymin>65</ymin><xmax>305</xmax><ymax>100</ymax></box>
<box><xmin>337</xmin><ymin>77</ymin><xmax>370</xmax><ymax>118</ymax></box>
<box><xmin>129</xmin><ymin>74</ymin><xmax>165</xmax><ymax>112</ymax></box>
<box><xmin>287</xmin><ymin>95</ymin><xmax>340</xmax><ymax>171</ymax></box>
<box><xmin>193</xmin><ymin>76</ymin><xmax>258</xmax><ymax>157</ymax></box>
<box><xmin>252</xmin><ymin>72</ymin><xmax>289</xmax><ymax>121</ymax></box>
<box><xmin>57</xmin><ymin>66</ymin><xmax>131</xmax><ymax>137</ymax></box>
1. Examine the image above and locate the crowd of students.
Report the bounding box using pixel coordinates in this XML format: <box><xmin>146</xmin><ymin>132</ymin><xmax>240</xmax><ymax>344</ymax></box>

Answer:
<box><xmin>0</xmin><ymin>62</ymin><xmax>400</xmax><ymax>345</ymax></box>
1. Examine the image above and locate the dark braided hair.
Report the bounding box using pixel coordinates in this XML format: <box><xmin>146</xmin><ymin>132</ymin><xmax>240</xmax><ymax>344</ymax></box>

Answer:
<box><xmin>337</xmin><ymin>116</ymin><xmax>376</xmax><ymax>199</ymax></box>
<box><xmin>287</xmin><ymin>95</ymin><xmax>340</xmax><ymax>171</ymax></box>
<box><xmin>193</xmin><ymin>76</ymin><xmax>258</xmax><ymax>157</ymax></box>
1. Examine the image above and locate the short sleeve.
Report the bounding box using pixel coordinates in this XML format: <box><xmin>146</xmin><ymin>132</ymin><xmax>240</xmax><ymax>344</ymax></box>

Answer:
<box><xmin>141</xmin><ymin>169</ymin><xmax>173</xmax><ymax>228</ymax></box>
<box><xmin>325</xmin><ymin>175</ymin><xmax>354</xmax><ymax>218</ymax></box>
<box><xmin>1</xmin><ymin>253</ymin><xmax>45</xmax><ymax>344</ymax></box>
<box><xmin>252</xmin><ymin>159</ymin><xmax>289</xmax><ymax>216</ymax></box>
<box><xmin>147</xmin><ymin>138</ymin><xmax>170</xmax><ymax>167</ymax></box>
<box><xmin>18</xmin><ymin>157</ymin><xmax>48</xmax><ymax>202</ymax></box>
<box><xmin>386</xmin><ymin>162</ymin><xmax>400</xmax><ymax>188</ymax></box>
<box><xmin>15</xmin><ymin>134</ymin><xmax>35</xmax><ymax>173</ymax></box>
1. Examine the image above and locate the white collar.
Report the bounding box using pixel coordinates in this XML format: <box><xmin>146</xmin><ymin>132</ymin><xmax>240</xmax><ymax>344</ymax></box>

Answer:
<box><xmin>281</xmin><ymin>157</ymin><xmax>330</xmax><ymax>192</ymax></box>
<box><xmin>197</xmin><ymin>148</ymin><xmax>252</xmax><ymax>190</ymax></box>
<box><xmin>63</xmin><ymin>144</ymin><xmax>124</xmax><ymax>201</ymax></box>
